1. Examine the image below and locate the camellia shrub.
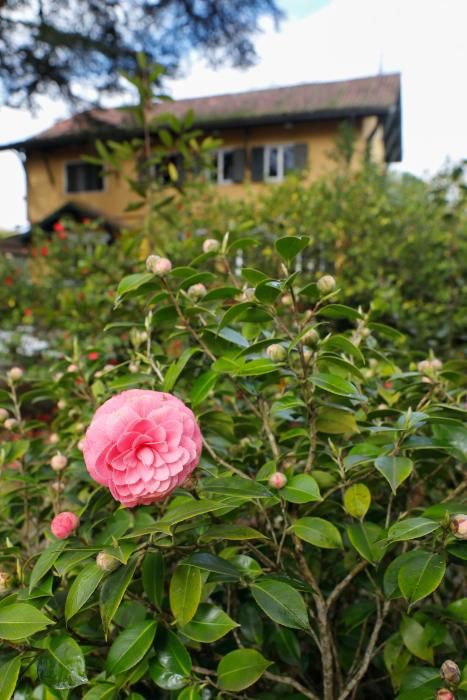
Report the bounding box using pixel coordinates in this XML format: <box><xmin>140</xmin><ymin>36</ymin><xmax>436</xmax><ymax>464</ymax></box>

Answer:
<box><xmin>0</xmin><ymin>235</ymin><xmax>466</xmax><ymax>700</ymax></box>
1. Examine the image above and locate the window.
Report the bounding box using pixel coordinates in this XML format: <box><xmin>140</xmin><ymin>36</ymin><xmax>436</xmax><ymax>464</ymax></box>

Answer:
<box><xmin>264</xmin><ymin>144</ymin><xmax>295</xmax><ymax>182</ymax></box>
<box><xmin>65</xmin><ymin>163</ymin><xmax>104</xmax><ymax>193</ymax></box>
<box><xmin>216</xmin><ymin>149</ymin><xmax>235</xmax><ymax>184</ymax></box>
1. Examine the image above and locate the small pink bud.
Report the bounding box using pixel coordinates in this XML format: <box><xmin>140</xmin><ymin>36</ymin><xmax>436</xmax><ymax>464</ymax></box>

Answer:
<box><xmin>57</xmin><ymin>399</ymin><xmax>67</xmax><ymax>410</ymax></box>
<box><xmin>7</xmin><ymin>367</ymin><xmax>23</xmax><ymax>382</ymax></box>
<box><xmin>128</xmin><ymin>362</ymin><xmax>139</xmax><ymax>374</ymax></box>
<box><xmin>450</xmin><ymin>514</ymin><xmax>467</xmax><ymax>539</ymax></box>
<box><xmin>146</xmin><ymin>255</ymin><xmax>172</xmax><ymax>276</ymax></box>
<box><xmin>302</xmin><ymin>328</ymin><xmax>319</xmax><ymax>347</ymax></box>
<box><xmin>77</xmin><ymin>438</ymin><xmax>85</xmax><ymax>451</ymax></box>
<box><xmin>440</xmin><ymin>660</ymin><xmax>460</xmax><ymax>685</ymax></box>
<box><xmin>269</xmin><ymin>472</ymin><xmax>288</xmax><ymax>489</ymax></box>
<box><xmin>282</xmin><ymin>293</ymin><xmax>293</xmax><ymax>307</ymax></box>
<box><xmin>51</xmin><ymin>512</ymin><xmax>80</xmax><ymax>539</ymax></box>
<box><xmin>49</xmin><ymin>433</ymin><xmax>59</xmax><ymax>444</ymax></box>
<box><xmin>436</xmin><ymin>689</ymin><xmax>455</xmax><ymax>700</ymax></box>
<box><xmin>188</xmin><ymin>283</ymin><xmax>207</xmax><ymax>300</ymax></box>
<box><xmin>0</xmin><ymin>408</ymin><xmax>9</xmax><ymax>422</ymax></box>
<box><xmin>202</xmin><ymin>238</ymin><xmax>220</xmax><ymax>254</ymax></box>
<box><xmin>53</xmin><ymin>372</ymin><xmax>63</xmax><ymax>382</ymax></box>
<box><xmin>96</xmin><ymin>551</ymin><xmax>120</xmax><ymax>572</ymax></box>
<box><xmin>431</xmin><ymin>358</ymin><xmax>443</xmax><ymax>370</ymax></box>
<box><xmin>4</xmin><ymin>418</ymin><xmax>18</xmax><ymax>430</ymax></box>
<box><xmin>0</xmin><ymin>571</ymin><xmax>13</xmax><ymax>593</ymax></box>
<box><xmin>50</xmin><ymin>453</ymin><xmax>68</xmax><ymax>471</ymax></box>
<box><xmin>94</xmin><ymin>370</ymin><xmax>103</xmax><ymax>378</ymax></box>
<box><xmin>103</xmin><ymin>364</ymin><xmax>115</xmax><ymax>372</ymax></box>
<box><xmin>266</xmin><ymin>344</ymin><xmax>287</xmax><ymax>362</ymax></box>
<box><xmin>67</xmin><ymin>364</ymin><xmax>78</xmax><ymax>373</ymax></box>
<box><xmin>317</xmin><ymin>275</ymin><xmax>336</xmax><ymax>295</ymax></box>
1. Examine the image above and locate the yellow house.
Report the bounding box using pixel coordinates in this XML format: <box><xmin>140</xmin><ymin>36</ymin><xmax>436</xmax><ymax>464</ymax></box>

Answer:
<box><xmin>3</xmin><ymin>74</ymin><xmax>401</xmax><ymax>231</ymax></box>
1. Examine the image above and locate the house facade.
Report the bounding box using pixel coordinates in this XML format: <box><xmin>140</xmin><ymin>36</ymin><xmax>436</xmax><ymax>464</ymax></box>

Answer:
<box><xmin>2</xmin><ymin>74</ymin><xmax>401</xmax><ymax>231</ymax></box>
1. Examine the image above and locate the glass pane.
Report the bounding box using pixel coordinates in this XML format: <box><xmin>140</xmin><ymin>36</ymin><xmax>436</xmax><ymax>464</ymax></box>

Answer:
<box><xmin>223</xmin><ymin>151</ymin><xmax>234</xmax><ymax>181</ymax></box>
<box><xmin>283</xmin><ymin>145</ymin><xmax>295</xmax><ymax>173</ymax></box>
<box><xmin>267</xmin><ymin>147</ymin><xmax>279</xmax><ymax>177</ymax></box>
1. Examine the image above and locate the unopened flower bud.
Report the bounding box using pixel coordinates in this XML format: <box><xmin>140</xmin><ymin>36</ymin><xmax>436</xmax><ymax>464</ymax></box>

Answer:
<box><xmin>146</xmin><ymin>255</ymin><xmax>172</xmax><ymax>276</ymax></box>
<box><xmin>202</xmin><ymin>238</ymin><xmax>220</xmax><ymax>254</ymax></box>
<box><xmin>67</xmin><ymin>363</ymin><xmax>78</xmax><ymax>373</ymax></box>
<box><xmin>49</xmin><ymin>433</ymin><xmax>59</xmax><ymax>444</ymax></box>
<box><xmin>51</xmin><ymin>453</ymin><xmax>68</xmax><ymax>471</ymax></box>
<box><xmin>96</xmin><ymin>551</ymin><xmax>120</xmax><ymax>572</ymax></box>
<box><xmin>267</xmin><ymin>344</ymin><xmax>287</xmax><ymax>362</ymax></box>
<box><xmin>239</xmin><ymin>287</ymin><xmax>255</xmax><ymax>302</ymax></box>
<box><xmin>7</xmin><ymin>367</ymin><xmax>23</xmax><ymax>382</ymax></box>
<box><xmin>57</xmin><ymin>398</ymin><xmax>66</xmax><ymax>410</ymax></box>
<box><xmin>269</xmin><ymin>472</ymin><xmax>287</xmax><ymax>489</ymax></box>
<box><xmin>188</xmin><ymin>283</ymin><xmax>207</xmax><ymax>300</ymax></box>
<box><xmin>77</xmin><ymin>438</ymin><xmax>85</xmax><ymax>451</ymax></box>
<box><xmin>51</xmin><ymin>511</ymin><xmax>79</xmax><ymax>539</ymax></box>
<box><xmin>53</xmin><ymin>372</ymin><xmax>63</xmax><ymax>382</ymax></box>
<box><xmin>128</xmin><ymin>362</ymin><xmax>139</xmax><ymax>374</ymax></box>
<box><xmin>4</xmin><ymin>418</ymin><xmax>17</xmax><ymax>430</ymax></box>
<box><xmin>0</xmin><ymin>408</ymin><xmax>8</xmax><ymax>422</ymax></box>
<box><xmin>440</xmin><ymin>660</ymin><xmax>460</xmax><ymax>685</ymax></box>
<box><xmin>450</xmin><ymin>514</ymin><xmax>467</xmax><ymax>539</ymax></box>
<box><xmin>303</xmin><ymin>349</ymin><xmax>313</xmax><ymax>364</ymax></box>
<box><xmin>94</xmin><ymin>370</ymin><xmax>103</xmax><ymax>378</ymax></box>
<box><xmin>431</xmin><ymin>358</ymin><xmax>443</xmax><ymax>370</ymax></box>
<box><xmin>302</xmin><ymin>328</ymin><xmax>319</xmax><ymax>347</ymax></box>
<box><xmin>436</xmin><ymin>689</ymin><xmax>455</xmax><ymax>700</ymax></box>
<box><xmin>282</xmin><ymin>293</ymin><xmax>293</xmax><ymax>307</ymax></box>
<box><xmin>103</xmin><ymin>364</ymin><xmax>114</xmax><ymax>372</ymax></box>
<box><xmin>317</xmin><ymin>275</ymin><xmax>336</xmax><ymax>295</ymax></box>
<box><xmin>0</xmin><ymin>571</ymin><xmax>13</xmax><ymax>593</ymax></box>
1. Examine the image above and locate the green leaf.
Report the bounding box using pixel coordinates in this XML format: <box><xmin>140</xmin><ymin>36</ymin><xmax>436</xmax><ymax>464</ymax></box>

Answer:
<box><xmin>179</xmin><ymin>604</ymin><xmax>238</xmax><ymax>642</ymax></box>
<box><xmin>0</xmin><ymin>656</ymin><xmax>21</xmax><ymax>700</ymax></box>
<box><xmin>219</xmin><ymin>302</ymin><xmax>254</xmax><ymax>330</ymax></box>
<box><xmin>199</xmin><ymin>477</ymin><xmax>273</xmax><ymax>499</ymax></box>
<box><xmin>388</xmin><ymin>518</ymin><xmax>440</xmax><ymax>543</ymax></box>
<box><xmin>117</xmin><ymin>272</ymin><xmax>154</xmax><ymax>297</ymax></box>
<box><xmin>316</xmin><ymin>408</ymin><xmax>359</xmax><ymax>434</ymax></box>
<box><xmin>142</xmin><ymin>551</ymin><xmax>165</xmax><ymax>609</ymax></box>
<box><xmin>178</xmin><ymin>688</ymin><xmax>202</xmax><ymax>700</ymax></box>
<box><xmin>0</xmin><ymin>603</ymin><xmax>53</xmax><ymax>640</ymax></box>
<box><xmin>158</xmin><ymin>499</ymin><xmax>240</xmax><ymax>527</ymax></box>
<box><xmin>400</xmin><ymin>616</ymin><xmax>433</xmax><ymax>663</ymax></box>
<box><xmin>65</xmin><ymin>563</ymin><xmax>106</xmax><ymax>621</ymax></box>
<box><xmin>190</xmin><ymin>369</ymin><xmax>217</xmax><ymax>407</ymax></box>
<box><xmin>255</xmin><ymin>279</ymin><xmax>283</xmax><ymax>303</ymax></box>
<box><xmin>242</xmin><ymin>267</ymin><xmax>269</xmax><ymax>285</ymax></box>
<box><xmin>281</xmin><ymin>475</ymin><xmax>322</xmax><ymax>504</ymax></box>
<box><xmin>446</xmin><ymin>598</ymin><xmax>467</xmax><ymax>622</ymax></box>
<box><xmin>320</xmin><ymin>335</ymin><xmax>365</xmax><ymax>365</ymax></box>
<box><xmin>347</xmin><ymin>522</ymin><xmax>386</xmax><ymax>563</ymax></box>
<box><xmin>29</xmin><ymin>540</ymin><xmax>66</xmax><ymax>592</ymax></box>
<box><xmin>251</xmin><ymin>578</ymin><xmax>310</xmax><ymax>630</ymax></box>
<box><xmin>290</xmin><ymin>517</ymin><xmax>343</xmax><ymax>549</ymax></box>
<box><xmin>82</xmin><ymin>684</ymin><xmax>117</xmax><ymax>700</ymax></box>
<box><xmin>106</xmin><ymin>620</ymin><xmax>157</xmax><ymax>675</ymax></box>
<box><xmin>374</xmin><ymin>455</ymin><xmax>413</xmax><ymax>494</ymax></box>
<box><xmin>169</xmin><ymin>565</ymin><xmax>202</xmax><ymax>625</ymax></box>
<box><xmin>186</xmin><ymin>552</ymin><xmax>241</xmax><ymax>579</ymax></box>
<box><xmin>384</xmin><ymin>551</ymin><xmax>424</xmax><ymax>599</ymax></box>
<box><xmin>310</xmin><ymin>373</ymin><xmax>361</xmax><ymax>398</ymax></box>
<box><xmin>343</xmin><ymin>484</ymin><xmax>371</xmax><ymax>519</ymax></box>
<box><xmin>398</xmin><ymin>550</ymin><xmax>446</xmax><ymax>606</ymax></box>
<box><xmin>37</xmin><ymin>634</ymin><xmax>87</xmax><ymax>689</ymax></box>
<box><xmin>217</xmin><ymin>649</ymin><xmax>271</xmax><ymax>692</ymax></box>
<box><xmin>155</xmin><ymin>629</ymin><xmax>191</xmax><ymax>675</ymax></box>
<box><xmin>163</xmin><ymin>348</ymin><xmax>201</xmax><ymax>392</ymax></box>
<box><xmin>100</xmin><ymin>556</ymin><xmax>138</xmax><ymax>636</ymax></box>
<box><xmin>275</xmin><ymin>236</ymin><xmax>309</xmax><ymax>262</ymax></box>
<box><xmin>318</xmin><ymin>304</ymin><xmax>362</xmax><ymax>321</ymax></box>
<box><xmin>199</xmin><ymin>524</ymin><xmax>267</xmax><ymax>542</ymax></box>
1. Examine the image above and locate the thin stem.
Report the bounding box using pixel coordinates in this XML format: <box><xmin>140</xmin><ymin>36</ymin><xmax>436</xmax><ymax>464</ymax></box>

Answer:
<box><xmin>263</xmin><ymin>670</ymin><xmax>321</xmax><ymax>700</ymax></box>
<box><xmin>327</xmin><ymin>561</ymin><xmax>368</xmax><ymax>611</ymax></box>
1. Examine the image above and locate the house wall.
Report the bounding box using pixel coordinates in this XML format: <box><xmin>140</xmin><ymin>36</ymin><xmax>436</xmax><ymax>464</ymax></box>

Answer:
<box><xmin>25</xmin><ymin>116</ymin><xmax>385</xmax><ymax>227</ymax></box>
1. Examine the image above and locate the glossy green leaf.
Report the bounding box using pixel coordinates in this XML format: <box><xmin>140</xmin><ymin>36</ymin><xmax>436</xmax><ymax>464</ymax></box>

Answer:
<box><xmin>179</xmin><ymin>604</ymin><xmax>238</xmax><ymax>642</ymax></box>
<box><xmin>100</xmin><ymin>556</ymin><xmax>138</xmax><ymax>635</ymax></box>
<box><xmin>142</xmin><ymin>551</ymin><xmax>165</xmax><ymax>608</ymax></box>
<box><xmin>281</xmin><ymin>474</ymin><xmax>321</xmax><ymax>504</ymax></box>
<box><xmin>318</xmin><ymin>304</ymin><xmax>362</xmax><ymax>321</ymax></box>
<box><xmin>446</xmin><ymin>598</ymin><xmax>467</xmax><ymax>622</ymax></box>
<box><xmin>82</xmin><ymin>684</ymin><xmax>117</xmax><ymax>700</ymax></box>
<box><xmin>251</xmin><ymin>578</ymin><xmax>310</xmax><ymax>630</ymax></box>
<box><xmin>383</xmin><ymin>550</ymin><xmax>424</xmax><ymax>599</ymax></box>
<box><xmin>29</xmin><ymin>541</ymin><xmax>66</xmax><ymax>593</ymax></box>
<box><xmin>199</xmin><ymin>476</ymin><xmax>273</xmax><ymax>499</ymax></box>
<box><xmin>0</xmin><ymin>656</ymin><xmax>21</xmax><ymax>700</ymax></box>
<box><xmin>310</xmin><ymin>373</ymin><xmax>361</xmax><ymax>398</ymax></box>
<box><xmin>199</xmin><ymin>524</ymin><xmax>267</xmax><ymax>542</ymax></box>
<box><xmin>163</xmin><ymin>348</ymin><xmax>201</xmax><ymax>392</ymax></box>
<box><xmin>117</xmin><ymin>273</ymin><xmax>154</xmax><ymax>297</ymax></box>
<box><xmin>37</xmin><ymin>634</ymin><xmax>87</xmax><ymax>689</ymax></box>
<box><xmin>154</xmin><ymin>629</ymin><xmax>191</xmax><ymax>675</ymax></box>
<box><xmin>255</xmin><ymin>279</ymin><xmax>283</xmax><ymax>303</ymax></box>
<box><xmin>190</xmin><ymin>369</ymin><xmax>217</xmax><ymax>407</ymax></box>
<box><xmin>290</xmin><ymin>517</ymin><xmax>343</xmax><ymax>549</ymax></box>
<box><xmin>320</xmin><ymin>334</ymin><xmax>364</xmax><ymax>364</ymax></box>
<box><xmin>106</xmin><ymin>620</ymin><xmax>157</xmax><ymax>675</ymax></box>
<box><xmin>374</xmin><ymin>455</ymin><xmax>413</xmax><ymax>494</ymax></box>
<box><xmin>0</xmin><ymin>603</ymin><xmax>53</xmax><ymax>640</ymax></box>
<box><xmin>177</xmin><ymin>688</ymin><xmax>202</xmax><ymax>700</ymax></box>
<box><xmin>398</xmin><ymin>551</ymin><xmax>446</xmax><ymax>605</ymax></box>
<box><xmin>65</xmin><ymin>563</ymin><xmax>106</xmax><ymax>621</ymax></box>
<box><xmin>186</xmin><ymin>552</ymin><xmax>241</xmax><ymax>579</ymax></box>
<box><xmin>316</xmin><ymin>407</ymin><xmax>359</xmax><ymax>434</ymax></box>
<box><xmin>347</xmin><ymin>522</ymin><xmax>386</xmax><ymax>563</ymax></box>
<box><xmin>343</xmin><ymin>483</ymin><xmax>371</xmax><ymax>519</ymax></box>
<box><xmin>275</xmin><ymin>236</ymin><xmax>309</xmax><ymax>262</ymax></box>
<box><xmin>169</xmin><ymin>565</ymin><xmax>202</xmax><ymax>625</ymax></box>
<box><xmin>400</xmin><ymin>616</ymin><xmax>433</xmax><ymax>663</ymax></box>
<box><xmin>217</xmin><ymin>649</ymin><xmax>271</xmax><ymax>691</ymax></box>
<box><xmin>388</xmin><ymin>518</ymin><xmax>440</xmax><ymax>542</ymax></box>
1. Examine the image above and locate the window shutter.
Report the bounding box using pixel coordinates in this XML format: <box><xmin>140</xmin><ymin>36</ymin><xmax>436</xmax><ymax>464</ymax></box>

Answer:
<box><xmin>251</xmin><ymin>147</ymin><xmax>264</xmax><ymax>182</ymax></box>
<box><xmin>232</xmin><ymin>148</ymin><xmax>246</xmax><ymax>183</ymax></box>
<box><xmin>292</xmin><ymin>143</ymin><xmax>308</xmax><ymax>171</ymax></box>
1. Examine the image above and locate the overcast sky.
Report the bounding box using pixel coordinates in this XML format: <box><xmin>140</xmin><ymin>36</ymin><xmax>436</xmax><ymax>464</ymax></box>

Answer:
<box><xmin>0</xmin><ymin>0</ymin><xmax>466</xmax><ymax>230</ymax></box>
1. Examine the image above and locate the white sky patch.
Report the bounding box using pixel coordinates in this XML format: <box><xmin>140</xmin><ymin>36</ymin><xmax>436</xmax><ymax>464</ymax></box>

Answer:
<box><xmin>0</xmin><ymin>0</ymin><xmax>466</xmax><ymax>230</ymax></box>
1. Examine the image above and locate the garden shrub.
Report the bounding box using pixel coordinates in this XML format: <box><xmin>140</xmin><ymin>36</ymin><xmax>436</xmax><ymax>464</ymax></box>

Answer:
<box><xmin>0</xmin><ymin>234</ymin><xmax>466</xmax><ymax>699</ymax></box>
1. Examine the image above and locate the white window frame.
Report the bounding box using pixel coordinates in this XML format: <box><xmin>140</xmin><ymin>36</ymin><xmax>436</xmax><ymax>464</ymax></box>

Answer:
<box><xmin>216</xmin><ymin>148</ymin><xmax>235</xmax><ymax>185</ymax></box>
<box><xmin>64</xmin><ymin>161</ymin><xmax>105</xmax><ymax>194</ymax></box>
<box><xmin>263</xmin><ymin>143</ymin><xmax>295</xmax><ymax>183</ymax></box>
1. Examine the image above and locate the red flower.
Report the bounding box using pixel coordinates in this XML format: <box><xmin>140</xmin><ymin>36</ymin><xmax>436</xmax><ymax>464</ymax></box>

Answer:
<box><xmin>87</xmin><ymin>351</ymin><xmax>99</xmax><ymax>361</ymax></box>
<box><xmin>4</xmin><ymin>276</ymin><xmax>14</xmax><ymax>286</ymax></box>
<box><xmin>23</xmin><ymin>308</ymin><xmax>32</xmax><ymax>316</ymax></box>
<box><xmin>58</xmin><ymin>231</ymin><xmax>67</xmax><ymax>240</ymax></box>
<box><xmin>40</xmin><ymin>246</ymin><xmax>48</xmax><ymax>257</ymax></box>
<box><xmin>82</xmin><ymin>217</ymin><xmax>91</xmax><ymax>224</ymax></box>
<box><xmin>384</xmin><ymin>381</ymin><xmax>393</xmax><ymax>390</ymax></box>
<box><xmin>53</xmin><ymin>221</ymin><xmax>65</xmax><ymax>233</ymax></box>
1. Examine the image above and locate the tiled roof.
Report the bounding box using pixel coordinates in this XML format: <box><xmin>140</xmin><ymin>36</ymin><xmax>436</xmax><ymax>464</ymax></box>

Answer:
<box><xmin>3</xmin><ymin>74</ymin><xmax>400</xmax><ymax>149</ymax></box>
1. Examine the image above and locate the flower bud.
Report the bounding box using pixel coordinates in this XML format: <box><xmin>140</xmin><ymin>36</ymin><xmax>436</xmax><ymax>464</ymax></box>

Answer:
<box><xmin>49</xmin><ymin>433</ymin><xmax>59</xmax><ymax>444</ymax></box>
<box><xmin>317</xmin><ymin>275</ymin><xmax>336</xmax><ymax>295</ymax></box>
<box><xmin>269</xmin><ymin>472</ymin><xmax>287</xmax><ymax>489</ymax></box>
<box><xmin>146</xmin><ymin>254</ymin><xmax>172</xmax><ymax>276</ymax></box>
<box><xmin>96</xmin><ymin>551</ymin><xmax>120</xmax><ymax>572</ymax></box>
<box><xmin>302</xmin><ymin>328</ymin><xmax>319</xmax><ymax>347</ymax></box>
<box><xmin>303</xmin><ymin>349</ymin><xmax>313</xmax><ymax>364</ymax></box>
<box><xmin>4</xmin><ymin>418</ymin><xmax>18</xmax><ymax>430</ymax></box>
<box><xmin>188</xmin><ymin>283</ymin><xmax>207</xmax><ymax>300</ymax></box>
<box><xmin>282</xmin><ymin>293</ymin><xmax>293</xmax><ymax>307</ymax></box>
<box><xmin>239</xmin><ymin>287</ymin><xmax>255</xmax><ymax>302</ymax></box>
<box><xmin>431</xmin><ymin>358</ymin><xmax>443</xmax><ymax>370</ymax></box>
<box><xmin>50</xmin><ymin>453</ymin><xmax>68</xmax><ymax>471</ymax></box>
<box><xmin>77</xmin><ymin>438</ymin><xmax>85</xmax><ymax>451</ymax></box>
<box><xmin>450</xmin><ymin>514</ymin><xmax>467</xmax><ymax>539</ymax></box>
<box><xmin>51</xmin><ymin>511</ymin><xmax>80</xmax><ymax>539</ymax></box>
<box><xmin>0</xmin><ymin>571</ymin><xmax>13</xmax><ymax>593</ymax></box>
<box><xmin>440</xmin><ymin>660</ymin><xmax>460</xmax><ymax>685</ymax></box>
<box><xmin>7</xmin><ymin>367</ymin><xmax>23</xmax><ymax>382</ymax></box>
<box><xmin>202</xmin><ymin>238</ymin><xmax>220</xmax><ymax>254</ymax></box>
<box><xmin>94</xmin><ymin>370</ymin><xmax>103</xmax><ymax>378</ymax></box>
<box><xmin>57</xmin><ymin>399</ymin><xmax>67</xmax><ymax>410</ymax></box>
<box><xmin>436</xmin><ymin>689</ymin><xmax>455</xmax><ymax>700</ymax></box>
<box><xmin>128</xmin><ymin>362</ymin><xmax>139</xmax><ymax>374</ymax></box>
<box><xmin>266</xmin><ymin>344</ymin><xmax>287</xmax><ymax>362</ymax></box>
<box><xmin>0</xmin><ymin>408</ymin><xmax>9</xmax><ymax>422</ymax></box>
<box><xmin>103</xmin><ymin>364</ymin><xmax>115</xmax><ymax>372</ymax></box>
<box><xmin>67</xmin><ymin>363</ymin><xmax>78</xmax><ymax>373</ymax></box>
<box><xmin>53</xmin><ymin>372</ymin><xmax>63</xmax><ymax>382</ymax></box>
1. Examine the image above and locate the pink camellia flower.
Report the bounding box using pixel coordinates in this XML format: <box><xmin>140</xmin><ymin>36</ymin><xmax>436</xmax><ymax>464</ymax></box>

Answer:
<box><xmin>51</xmin><ymin>511</ymin><xmax>80</xmax><ymax>539</ymax></box>
<box><xmin>82</xmin><ymin>390</ymin><xmax>202</xmax><ymax>507</ymax></box>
